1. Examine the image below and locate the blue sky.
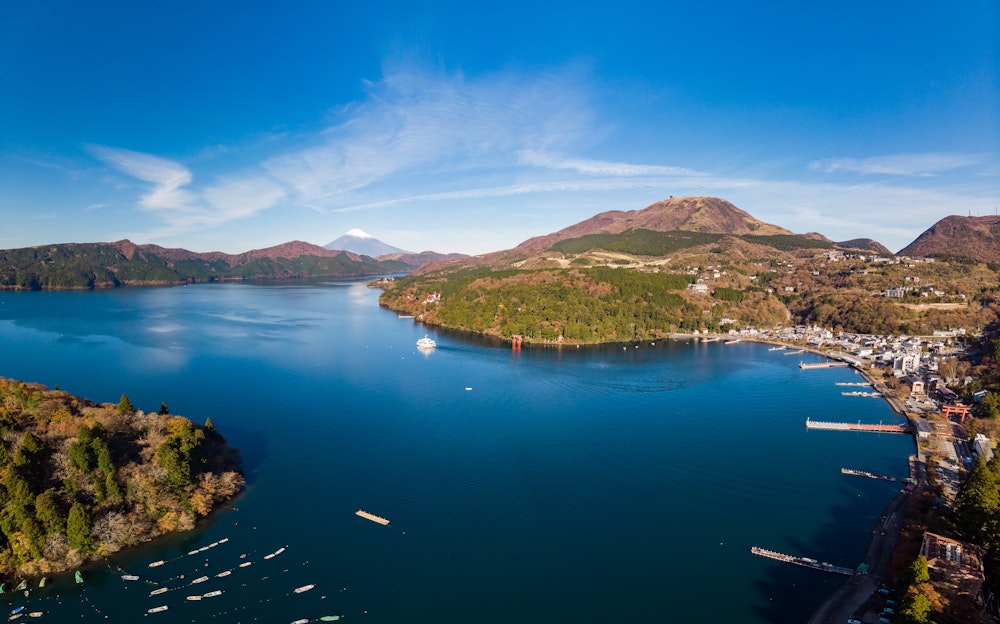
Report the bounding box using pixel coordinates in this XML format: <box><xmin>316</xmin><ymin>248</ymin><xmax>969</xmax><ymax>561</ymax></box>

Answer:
<box><xmin>1</xmin><ymin>2</ymin><xmax>997</xmax><ymax>255</ymax></box>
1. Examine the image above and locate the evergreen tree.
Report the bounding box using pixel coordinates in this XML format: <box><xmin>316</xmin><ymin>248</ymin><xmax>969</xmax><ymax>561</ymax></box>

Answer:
<box><xmin>953</xmin><ymin>459</ymin><xmax>1000</xmax><ymax>546</ymax></box>
<box><xmin>66</xmin><ymin>502</ymin><xmax>93</xmax><ymax>552</ymax></box>
<box><xmin>34</xmin><ymin>489</ymin><xmax>66</xmax><ymax>535</ymax></box>
<box><xmin>898</xmin><ymin>590</ymin><xmax>931</xmax><ymax>623</ymax></box>
<box><xmin>20</xmin><ymin>517</ymin><xmax>44</xmax><ymax>559</ymax></box>
<box><xmin>116</xmin><ymin>393</ymin><xmax>134</xmax><ymax>415</ymax></box>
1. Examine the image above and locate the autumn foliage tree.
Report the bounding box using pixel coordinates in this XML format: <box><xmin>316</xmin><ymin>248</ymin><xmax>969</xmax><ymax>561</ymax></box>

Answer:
<box><xmin>0</xmin><ymin>378</ymin><xmax>243</xmax><ymax>580</ymax></box>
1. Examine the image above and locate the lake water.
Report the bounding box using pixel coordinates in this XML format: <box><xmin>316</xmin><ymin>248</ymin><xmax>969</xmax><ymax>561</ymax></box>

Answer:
<box><xmin>0</xmin><ymin>280</ymin><xmax>913</xmax><ymax>623</ymax></box>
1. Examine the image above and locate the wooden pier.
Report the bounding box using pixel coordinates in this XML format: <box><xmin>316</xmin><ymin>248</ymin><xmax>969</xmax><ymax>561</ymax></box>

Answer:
<box><xmin>841</xmin><ymin>468</ymin><xmax>896</xmax><ymax>482</ymax></box>
<box><xmin>356</xmin><ymin>509</ymin><xmax>390</xmax><ymax>525</ymax></box>
<box><xmin>799</xmin><ymin>361</ymin><xmax>849</xmax><ymax>369</ymax></box>
<box><xmin>751</xmin><ymin>546</ymin><xmax>854</xmax><ymax>576</ymax></box>
<box><xmin>805</xmin><ymin>418</ymin><xmax>911</xmax><ymax>434</ymax></box>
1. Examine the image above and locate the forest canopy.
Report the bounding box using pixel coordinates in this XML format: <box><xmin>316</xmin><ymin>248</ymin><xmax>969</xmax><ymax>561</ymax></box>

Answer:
<box><xmin>0</xmin><ymin>378</ymin><xmax>243</xmax><ymax>579</ymax></box>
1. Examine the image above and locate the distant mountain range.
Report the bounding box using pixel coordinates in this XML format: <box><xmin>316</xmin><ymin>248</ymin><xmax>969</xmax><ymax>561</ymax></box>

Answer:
<box><xmin>416</xmin><ymin>196</ymin><xmax>999</xmax><ymax>275</ymax></box>
<box><xmin>324</xmin><ymin>229</ymin><xmax>467</xmax><ymax>268</ymax></box>
<box><xmin>0</xmin><ymin>240</ymin><xmax>412</xmax><ymax>290</ymax></box>
<box><xmin>2</xmin><ymin>198</ymin><xmax>996</xmax><ymax>291</ymax></box>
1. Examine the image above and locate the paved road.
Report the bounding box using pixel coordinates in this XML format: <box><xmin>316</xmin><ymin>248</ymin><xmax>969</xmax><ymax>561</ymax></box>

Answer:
<box><xmin>806</xmin><ymin>487</ymin><xmax>914</xmax><ymax>624</ymax></box>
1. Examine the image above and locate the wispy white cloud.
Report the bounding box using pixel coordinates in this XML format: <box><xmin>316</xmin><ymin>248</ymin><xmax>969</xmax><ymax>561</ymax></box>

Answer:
<box><xmin>264</xmin><ymin>63</ymin><xmax>598</xmax><ymax>208</ymax></box>
<box><xmin>809</xmin><ymin>152</ymin><xmax>985</xmax><ymax>176</ymax></box>
<box><xmin>518</xmin><ymin>150</ymin><xmax>703</xmax><ymax>177</ymax></box>
<box><xmin>88</xmin><ymin>145</ymin><xmax>285</xmax><ymax>232</ymax></box>
<box><xmin>87</xmin><ymin>145</ymin><xmax>198</xmax><ymax>216</ymax></box>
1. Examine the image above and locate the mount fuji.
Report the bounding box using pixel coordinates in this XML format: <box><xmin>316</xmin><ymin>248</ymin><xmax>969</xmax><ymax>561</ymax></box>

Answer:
<box><xmin>323</xmin><ymin>229</ymin><xmax>413</xmax><ymax>257</ymax></box>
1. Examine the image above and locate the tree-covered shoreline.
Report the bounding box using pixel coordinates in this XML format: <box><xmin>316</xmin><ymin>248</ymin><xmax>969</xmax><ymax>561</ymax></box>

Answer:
<box><xmin>0</xmin><ymin>379</ymin><xmax>243</xmax><ymax>581</ymax></box>
<box><xmin>0</xmin><ymin>241</ymin><xmax>409</xmax><ymax>291</ymax></box>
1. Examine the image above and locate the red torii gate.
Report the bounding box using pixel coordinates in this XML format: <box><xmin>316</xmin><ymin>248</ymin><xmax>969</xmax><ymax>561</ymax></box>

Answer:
<box><xmin>942</xmin><ymin>404</ymin><xmax>972</xmax><ymax>423</ymax></box>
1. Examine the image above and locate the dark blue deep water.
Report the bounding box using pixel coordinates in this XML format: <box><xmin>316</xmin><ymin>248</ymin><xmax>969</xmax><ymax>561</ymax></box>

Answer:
<box><xmin>0</xmin><ymin>280</ymin><xmax>913</xmax><ymax>623</ymax></box>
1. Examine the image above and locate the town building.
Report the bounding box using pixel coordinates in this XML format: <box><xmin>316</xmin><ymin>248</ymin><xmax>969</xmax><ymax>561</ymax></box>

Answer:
<box><xmin>920</xmin><ymin>532</ymin><xmax>985</xmax><ymax>605</ymax></box>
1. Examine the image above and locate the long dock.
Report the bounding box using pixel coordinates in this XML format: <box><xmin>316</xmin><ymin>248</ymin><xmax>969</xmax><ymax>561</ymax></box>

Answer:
<box><xmin>356</xmin><ymin>509</ymin><xmax>390</xmax><ymax>525</ymax></box>
<box><xmin>751</xmin><ymin>547</ymin><xmax>854</xmax><ymax>576</ymax></box>
<box><xmin>799</xmin><ymin>361</ymin><xmax>849</xmax><ymax>369</ymax></box>
<box><xmin>806</xmin><ymin>418</ymin><xmax>911</xmax><ymax>434</ymax></box>
<box><xmin>841</xmin><ymin>468</ymin><xmax>896</xmax><ymax>482</ymax></box>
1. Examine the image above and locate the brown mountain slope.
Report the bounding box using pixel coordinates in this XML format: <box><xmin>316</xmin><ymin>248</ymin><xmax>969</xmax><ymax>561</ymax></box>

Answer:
<box><xmin>515</xmin><ymin>196</ymin><xmax>791</xmax><ymax>252</ymax></box>
<box><xmin>897</xmin><ymin>215</ymin><xmax>1000</xmax><ymax>262</ymax></box>
<box><xmin>835</xmin><ymin>238</ymin><xmax>892</xmax><ymax>255</ymax></box>
<box><xmin>376</xmin><ymin>251</ymin><xmax>469</xmax><ymax>267</ymax></box>
<box><xmin>113</xmin><ymin>239</ymin><xmax>366</xmax><ymax>264</ymax></box>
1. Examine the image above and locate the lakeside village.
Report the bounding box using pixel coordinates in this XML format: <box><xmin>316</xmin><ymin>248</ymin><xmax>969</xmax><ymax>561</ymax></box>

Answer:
<box><xmin>730</xmin><ymin>322</ymin><xmax>999</xmax><ymax>623</ymax></box>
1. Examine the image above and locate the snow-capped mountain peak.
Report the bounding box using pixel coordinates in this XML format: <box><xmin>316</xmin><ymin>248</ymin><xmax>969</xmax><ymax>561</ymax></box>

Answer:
<box><xmin>344</xmin><ymin>228</ymin><xmax>373</xmax><ymax>239</ymax></box>
<box><xmin>324</xmin><ymin>230</ymin><xmax>413</xmax><ymax>256</ymax></box>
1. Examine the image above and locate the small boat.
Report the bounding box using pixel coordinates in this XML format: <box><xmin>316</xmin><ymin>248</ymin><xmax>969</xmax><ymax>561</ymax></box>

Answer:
<box><xmin>263</xmin><ymin>547</ymin><xmax>286</xmax><ymax>560</ymax></box>
<box><xmin>292</xmin><ymin>619</ymin><xmax>309</xmax><ymax>624</ymax></box>
<box><xmin>293</xmin><ymin>584</ymin><xmax>315</xmax><ymax>593</ymax></box>
<box><xmin>147</xmin><ymin>605</ymin><xmax>168</xmax><ymax>614</ymax></box>
<box><xmin>9</xmin><ymin>608</ymin><xmax>23</xmax><ymax>616</ymax></box>
<box><xmin>187</xmin><ymin>549</ymin><xmax>199</xmax><ymax>556</ymax></box>
<box><xmin>9</xmin><ymin>614</ymin><xmax>23</xmax><ymax>621</ymax></box>
<box><xmin>186</xmin><ymin>595</ymin><xmax>202</xmax><ymax>601</ymax></box>
<box><xmin>190</xmin><ymin>576</ymin><xmax>209</xmax><ymax>584</ymax></box>
<box><xmin>416</xmin><ymin>336</ymin><xmax>436</xmax><ymax>349</ymax></box>
<box><xmin>150</xmin><ymin>587</ymin><xmax>169</xmax><ymax>596</ymax></box>
<box><xmin>239</xmin><ymin>561</ymin><xmax>252</xmax><ymax>568</ymax></box>
<box><xmin>122</xmin><ymin>574</ymin><xmax>139</xmax><ymax>581</ymax></box>
<box><xmin>14</xmin><ymin>581</ymin><xmax>25</xmax><ymax>591</ymax></box>
<box><xmin>218</xmin><ymin>538</ymin><xmax>229</xmax><ymax>544</ymax></box>
<box><xmin>320</xmin><ymin>617</ymin><xmax>342</xmax><ymax>622</ymax></box>
<box><xmin>0</xmin><ymin>583</ymin><xmax>5</xmax><ymax>594</ymax></box>
<box><xmin>27</xmin><ymin>614</ymin><xmax>41</xmax><ymax>619</ymax></box>
<box><xmin>148</xmin><ymin>560</ymin><xmax>165</xmax><ymax>568</ymax></box>
<box><xmin>37</xmin><ymin>578</ymin><xmax>45</xmax><ymax>588</ymax></box>
<box><xmin>216</xmin><ymin>570</ymin><xmax>232</xmax><ymax>577</ymax></box>
<box><xmin>74</xmin><ymin>571</ymin><xmax>83</xmax><ymax>584</ymax></box>
<box><xmin>203</xmin><ymin>590</ymin><xmax>223</xmax><ymax>598</ymax></box>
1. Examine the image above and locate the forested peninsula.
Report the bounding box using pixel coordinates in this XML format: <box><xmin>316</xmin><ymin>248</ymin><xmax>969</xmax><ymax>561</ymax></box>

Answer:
<box><xmin>0</xmin><ymin>378</ymin><xmax>243</xmax><ymax>580</ymax></box>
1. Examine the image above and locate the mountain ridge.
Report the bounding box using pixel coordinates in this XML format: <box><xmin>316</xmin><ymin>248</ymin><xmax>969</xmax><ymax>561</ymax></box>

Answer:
<box><xmin>898</xmin><ymin>215</ymin><xmax>1000</xmax><ymax>262</ymax></box>
<box><xmin>515</xmin><ymin>196</ymin><xmax>792</xmax><ymax>253</ymax></box>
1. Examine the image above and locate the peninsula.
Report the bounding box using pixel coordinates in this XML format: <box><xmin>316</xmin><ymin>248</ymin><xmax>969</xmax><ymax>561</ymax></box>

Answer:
<box><xmin>0</xmin><ymin>378</ymin><xmax>243</xmax><ymax>581</ymax></box>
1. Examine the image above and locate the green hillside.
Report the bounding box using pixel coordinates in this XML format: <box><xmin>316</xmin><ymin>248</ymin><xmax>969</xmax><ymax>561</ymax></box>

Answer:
<box><xmin>0</xmin><ymin>243</ymin><xmax>408</xmax><ymax>290</ymax></box>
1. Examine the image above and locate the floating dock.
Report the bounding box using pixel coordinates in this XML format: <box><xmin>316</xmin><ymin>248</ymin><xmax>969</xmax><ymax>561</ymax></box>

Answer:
<box><xmin>750</xmin><ymin>547</ymin><xmax>854</xmax><ymax>576</ymax></box>
<box><xmin>783</xmin><ymin>349</ymin><xmax>805</xmax><ymax>355</ymax></box>
<box><xmin>835</xmin><ymin>382</ymin><xmax>871</xmax><ymax>387</ymax></box>
<box><xmin>805</xmin><ymin>418</ymin><xmax>911</xmax><ymax>434</ymax></box>
<box><xmin>356</xmin><ymin>509</ymin><xmax>390</xmax><ymax>525</ymax></box>
<box><xmin>841</xmin><ymin>468</ymin><xmax>896</xmax><ymax>482</ymax></box>
<box><xmin>841</xmin><ymin>391</ymin><xmax>881</xmax><ymax>398</ymax></box>
<box><xmin>799</xmin><ymin>361</ymin><xmax>849</xmax><ymax>369</ymax></box>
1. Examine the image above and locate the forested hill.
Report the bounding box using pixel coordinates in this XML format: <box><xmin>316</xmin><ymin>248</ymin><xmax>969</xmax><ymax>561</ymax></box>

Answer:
<box><xmin>0</xmin><ymin>240</ymin><xmax>412</xmax><ymax>290</ymax></box>
<box><xmin>379</xmin><ymin>229</ymin><xmax>1000</xmax><ymax>343</ymax></box>
<box><xmin>0</xmin><ymin>378</ymin><xmax>243</xmax><ymax>579</ymax></box>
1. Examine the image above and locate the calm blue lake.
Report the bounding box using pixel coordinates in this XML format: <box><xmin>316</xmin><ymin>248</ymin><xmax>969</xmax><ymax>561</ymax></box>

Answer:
<box><xmin>0</xmin><ymin>280</ymin><xmax>913</xmax><ymax>623</ymax></box>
